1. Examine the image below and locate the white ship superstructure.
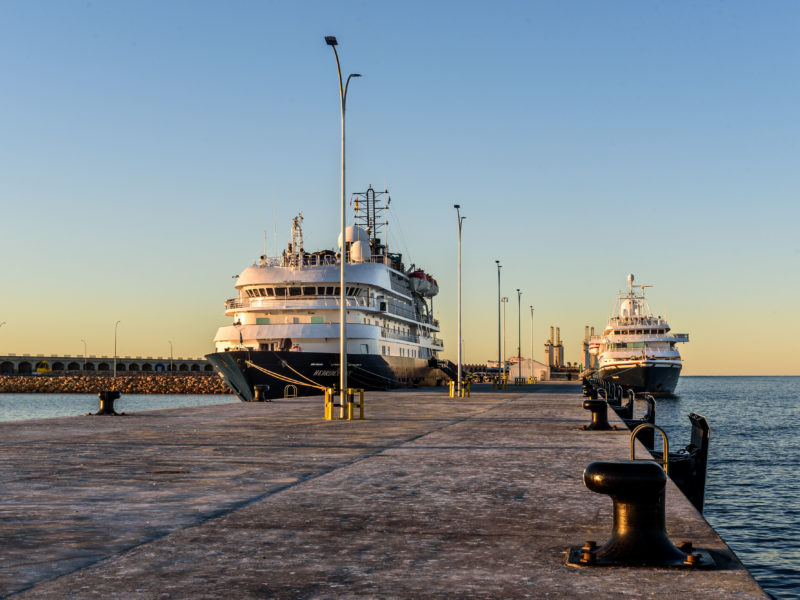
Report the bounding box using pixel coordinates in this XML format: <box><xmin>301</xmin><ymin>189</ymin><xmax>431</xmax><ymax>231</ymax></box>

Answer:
<box><xmin>587</xmin><ymin>274</ymin><xmax>688</xmax><ymax>395</ymax></box>
<box><xmin>207</xmin><ymin>186</ymin><xmax>453</xmax><ymax>401</ymax></box>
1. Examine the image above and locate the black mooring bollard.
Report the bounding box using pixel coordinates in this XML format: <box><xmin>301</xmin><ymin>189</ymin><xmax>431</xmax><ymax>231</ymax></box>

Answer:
<box><xmin>566</xmin><ymin>460</ymin><xmax>714</xmax><ymax>568</ymax></box>
<box><xmin>253</xmin><ymin>384</ymin><xmax>271</xmax><ymax>402</ymax></box>
<box><xmin>96</xmin><ymin>390</ymin><xmax>121</xmax><ymax>416</ymax></box>
<box><xmin>582</xmin><ymin>399</ymin><xmax>614</xmax><ymax>430</ymax></box>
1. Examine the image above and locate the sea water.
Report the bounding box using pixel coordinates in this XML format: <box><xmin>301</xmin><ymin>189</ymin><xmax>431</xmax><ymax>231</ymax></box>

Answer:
<box><xmin>0</xmin><ymin>392</ymin><xmax>235</xmax><ymax>421</ymax></box>
<box><xmin>657</xmin><ymin>376</ymin><xmax>800</xmax><ymax>599</ymax></box>
<box><xmin>1</xmin><ymin>378</ymin><xmax>798</xmax><ymax>597</ymax></box>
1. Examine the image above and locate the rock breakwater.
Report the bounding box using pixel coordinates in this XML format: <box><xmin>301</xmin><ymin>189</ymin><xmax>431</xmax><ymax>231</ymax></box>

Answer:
<box><xmin>0</xmin><ymin>374</ymin><xmax>229</xmax><ymax>395</ymax></box>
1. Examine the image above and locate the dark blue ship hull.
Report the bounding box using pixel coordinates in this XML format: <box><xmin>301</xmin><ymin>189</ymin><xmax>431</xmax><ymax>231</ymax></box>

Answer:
<box><xmin>206</xmin><ymin>350</ymin><xmax>452</xmax><ymax>401</ymax></box>
<box><xmin>598</xmin><ymin>362</ymin><xmax>682</xmax><ymax>396</ymax></box>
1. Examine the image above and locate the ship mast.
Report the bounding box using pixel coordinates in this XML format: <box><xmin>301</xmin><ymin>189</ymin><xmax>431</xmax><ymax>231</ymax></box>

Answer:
<box><xmin>352</xmin><ymin>185</ymin><xmax>390</xmax><ymax>258</ymax></box>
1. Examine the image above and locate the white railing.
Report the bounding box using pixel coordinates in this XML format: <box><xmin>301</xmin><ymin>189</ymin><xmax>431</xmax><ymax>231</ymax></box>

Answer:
<box><xmin>381</xmin><ymin>328</ymin><xmax>419</xmax><ymax>343</ymax></box>
<box><xmin>225</xmin><ymin>295</ymin><xmax>374</xmax><ymax>311</ymax></box>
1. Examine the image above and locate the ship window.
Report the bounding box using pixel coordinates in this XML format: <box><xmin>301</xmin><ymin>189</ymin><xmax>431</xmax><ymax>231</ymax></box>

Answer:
<box><xmin>311</xmin><ymin>316</ymin><xmax>323</xmax><ymax>324</ymax></box>
<box><xmin>333</xmin><ymin>287</ymin><xmax>340</xmax><ymax>296</ymax></box>
<box><xmin>289</xmin><ymin>287</ymin><xmax>302</xmax><ymax>296</ymax></box>
<box><xmin>266</xmin><ymin>288</ymin><xmax>275</xmax><ymax>297</ymax></box>
<box><xmin>361</xmin><ymin>344</ymin><xmax>369</xmax><ymax>354</ymax></box>
<box><xmin>302</xmin><ymin>286</ymin><xmax>315</xmax><ymax>295</ymax></box>
<box><xmin>292</xmin><ymin>317</ymin><xmax>299</xmax><ymax>324</ymax></box>
<box><xmin>256</xmin><ymin>318</ymin><xmax>270</xmax><ymax>325</ymax></box>
<box><xmin>245</xmin><ymin>289</ymin><xmax>254</xmax><ymax>297</ymax></box>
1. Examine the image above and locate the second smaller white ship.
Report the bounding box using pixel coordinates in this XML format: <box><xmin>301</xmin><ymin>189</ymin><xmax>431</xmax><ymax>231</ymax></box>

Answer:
<box><xmin>587</xmin><ymin>274</ymin><xmax>689</xmax><ymax>395</ymax></box>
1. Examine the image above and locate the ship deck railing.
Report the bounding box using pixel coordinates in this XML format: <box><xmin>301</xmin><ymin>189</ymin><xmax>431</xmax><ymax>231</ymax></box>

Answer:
<box><xmin>224</xmin><ymin>295</ymin><xmax>439</xmax><ymax>328</ymax></box>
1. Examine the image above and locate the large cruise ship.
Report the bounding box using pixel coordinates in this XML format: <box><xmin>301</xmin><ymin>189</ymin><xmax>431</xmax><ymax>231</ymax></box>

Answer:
<box><xmin>587</xmin><ymin>274</ymin><xmax>689</xmax><ymax>395</ymax></box>
<box><xmin>206</xmin><ymin>186</ymin><xmax>455</xmax><ymax>401</ymax></box>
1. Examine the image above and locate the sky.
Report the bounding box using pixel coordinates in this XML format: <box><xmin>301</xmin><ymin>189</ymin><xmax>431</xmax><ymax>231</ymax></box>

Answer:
<box><xmin>1</xmin><ymin>1</ymin><xmax>799</xmax><ymax>375</ymax></box>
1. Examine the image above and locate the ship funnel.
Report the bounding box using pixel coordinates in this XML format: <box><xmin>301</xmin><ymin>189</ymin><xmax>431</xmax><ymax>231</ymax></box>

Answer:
<box><xmin>584</xmin><ymin>325</ymin><xmax>589</xmax><ymax>342</ymax></box>
<box><xmin>556</xmin><ymin>327</ymin><xmax>561</xmax><ymax>345</ymax></box>
<box><xmin>549</xmin><ymin>326</ymin><xmax>554</xmax><ymax>343</ymax></box>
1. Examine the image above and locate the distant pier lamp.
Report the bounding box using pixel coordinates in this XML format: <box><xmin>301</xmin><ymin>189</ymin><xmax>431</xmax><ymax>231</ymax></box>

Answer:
<box><xmin>113</xmin><ymin>321</ymin><xmax>120</xmax><ymax>379</ymax></box>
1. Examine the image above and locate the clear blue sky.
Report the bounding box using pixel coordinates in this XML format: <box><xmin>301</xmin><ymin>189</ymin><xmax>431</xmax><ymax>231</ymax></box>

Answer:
<box><xmin>1</xmin><ymin>1</ymin><xmax>798</xmax><ymax>374</ymax></box>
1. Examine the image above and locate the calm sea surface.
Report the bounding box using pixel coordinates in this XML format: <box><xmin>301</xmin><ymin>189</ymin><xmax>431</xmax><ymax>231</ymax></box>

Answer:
<box><xmin>0</xmin><ymin>393</ymin><xmax>236</xmax><ymax>421</ymax></box>
<box><xmin>659</xmin><ymin>376</ymin><xmax>799</xmax><ymax>599</ymax></box>
<box><xmin>1</xmin><ymin>378</ymin><xmax>798</xmax><ymax>597</ymax></box>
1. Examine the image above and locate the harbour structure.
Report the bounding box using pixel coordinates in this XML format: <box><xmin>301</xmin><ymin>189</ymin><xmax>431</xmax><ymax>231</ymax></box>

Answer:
<box><xmin>206</xmin><ymin>186</ymin><xmax>454</xmax><ymax>401</ymax></box>
<box><xmin>0</xmin><ymin>354</ymin><xmax>212</xmax><ymax>374</ymax></box>
<box><xmin>582</xmin><ymin>325</ymin><xmax>598</xmax><ymax>371</ymax></box>
<box><xmin>543</xmin><ymin>326</ymin><xmax>564</xmax><ymax>368</ymax></box>
<box><xmin>587</xmin><ymin>274</ymin><xmax>689</xmax><ymax>395</ymax></box>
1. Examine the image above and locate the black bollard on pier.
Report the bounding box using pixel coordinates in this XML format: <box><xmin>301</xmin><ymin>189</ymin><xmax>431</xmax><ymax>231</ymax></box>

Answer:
<box><xmin>253</xmin><ymin>384</ymin><xmax>271</xmax><ymax>402</ymax></box>
<box><xmin>582</xmin><ymin>399</ymin><xmax>615</xmax><ymax>431</ymax></box>
<box><xmin>95</xmin><ymin>390</ymin><xmax>121</xmax><ymax>416</ymax></box>
<box><xmin>566</xmin><ymin>460</ymin><xmax>714</xmax><ymax>568</ymax></box>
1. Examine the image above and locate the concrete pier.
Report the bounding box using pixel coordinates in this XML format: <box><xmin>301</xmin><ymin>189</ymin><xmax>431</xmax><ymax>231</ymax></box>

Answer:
<box><xmin>0</xmin><ymin>383</ymin><xmax>767</xmax><ymax>598</ymax></box>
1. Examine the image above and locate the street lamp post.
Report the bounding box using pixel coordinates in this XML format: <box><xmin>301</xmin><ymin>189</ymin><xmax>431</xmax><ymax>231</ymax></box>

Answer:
<box><xmin>529</xmin><ymin>306</ymin><xmax>534</xmax><ymax>378</ymax></box>
<box><xmin>169</xmin><ymin>340</ymin><xmax>173</xmax><ymax>372</ymax></box>
<box><xmin>517</xmin><ymin>289</ymin><xmax>522</xmax><ymax>381</ymax></box>
<box><xmin>495</xmin><ymin>261</ymin><xmax>501</xmax><ymax>385</ymax></box>
<box><xmin>454</xmin><ymin>205</ymin><xmax>465</xmax><ymax>397</ymax></box>
<box><xmin>81</xmin><ymin>339</ymin><xmax>87</xmax><ymax>370</ymax></box>
<box><xmin>325</xmin><ymin>35</ymin><xmax>361</xmax><ymax>415</ymax></box>
<box><xmin>113</xmin><ymin>321</ymin><xmax>120</xmax><ymax>378</ymax></box>
<box><xmin>501</xmin><ymin>297</ymin><xmax>508</xmax><ymax>378</ymax></box>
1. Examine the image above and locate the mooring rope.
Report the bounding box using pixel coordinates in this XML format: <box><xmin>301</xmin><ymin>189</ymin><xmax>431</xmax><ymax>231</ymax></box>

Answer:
<box><xmin>350</xmin><ymin>363</ymin><xmax>399</xmax><ymax>384</ymax></box>
<box><xmin>244</xmin><ymin>360</ymin><xmax>326</xmax><ymax>390</ymax></box>
<box><xmin>271</xmin><ymin>352</ymin><xmax>327</xmax><ymax>389</ymax></box>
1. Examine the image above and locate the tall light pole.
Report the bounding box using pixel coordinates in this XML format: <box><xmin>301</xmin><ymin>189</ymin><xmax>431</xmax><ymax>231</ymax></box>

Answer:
<box><xmin>326</xmin><ymin>35</ymin><xmax>361</xmax><ymax>413</ymax></box>
<box><xmin>517</xmin><ymin>289</ymin><xmax>522</xmax><ymax>381</ymax></box>
<box><xmin>501</xmin><ymin>297</ymin><xmax>508</xmax><ymax>377</ymax></box>
<box><xmin>169</xmin><ymin>340</ymin><xmax>173</xmax><ymax>372</ymax></box>
<box><xmin>454</xmin><ymin>205</ymin><xmax>465</xmax><ymax>397</ymax></box>
<box><xmin>113</xmin><ymin>320</ymin><xmax>120</xmax><ymax>378</ymax></box>
<box><xmin>81</xmin><ymin>338</ymin><xmax>87</xmax><ymax>370</ymax></box>
<box><xmin>529</xmin><ymin>306</ymin><xmax>534</xmax><ymax>378</ymax></box>
<box><xmin>495</xmin><ymin>261</ymin><xmax>501</xmax><ymax>384</ymax></box>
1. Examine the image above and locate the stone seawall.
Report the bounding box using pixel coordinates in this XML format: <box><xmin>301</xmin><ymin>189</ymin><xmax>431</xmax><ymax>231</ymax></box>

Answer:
<box><xmin>0</xmin><ymin>373</ymin><xmax>230</xmax><ymax>395</ymax></box>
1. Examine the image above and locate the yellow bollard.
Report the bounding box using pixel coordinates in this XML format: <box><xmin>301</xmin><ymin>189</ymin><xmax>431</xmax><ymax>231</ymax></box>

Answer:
<box><xmin>346</xmin><ymin>388</ymin><xmax>365</xmax><ymax>420</ymax></box>
<box><xmin>324</xmin><ymin>388</ymin><xmax>335</xmax><ymax>420</ymax></box>
<box><xmin>449</xmin><ymin>380</ymin><xmax>455</xmax><ymax>398</ymax></box>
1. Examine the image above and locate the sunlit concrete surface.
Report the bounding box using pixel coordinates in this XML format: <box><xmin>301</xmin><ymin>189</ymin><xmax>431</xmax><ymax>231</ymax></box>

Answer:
<box><xmin>0</xmin><ymin>383</ymin><xmax>767</xmax><ymax>598</ymax></box>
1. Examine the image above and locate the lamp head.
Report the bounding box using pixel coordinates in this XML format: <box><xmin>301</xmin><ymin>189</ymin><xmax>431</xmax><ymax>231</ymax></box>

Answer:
<box><xmin>325</xmin><ymin>36</ymin><xmax>338</xmax><ymax>46</ymax></box>
<box><xmin>352</xmin><ymin>73</ymin><xmax>362</xmax><ymax>78</ymax></box>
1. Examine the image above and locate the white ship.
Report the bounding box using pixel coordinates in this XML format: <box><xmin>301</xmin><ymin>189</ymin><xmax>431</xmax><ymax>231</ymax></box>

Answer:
<box><xmin>587</xmin><ymin>274</ymin><xmax>689</xmax><ymax>395</ymax></box>
<box><xmin>206</xmin><ymin>186</ymin><xmax>455</xmax><ymax>401</ymax></box>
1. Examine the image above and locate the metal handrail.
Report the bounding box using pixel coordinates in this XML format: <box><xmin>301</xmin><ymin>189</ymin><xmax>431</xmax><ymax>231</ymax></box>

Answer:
<box><xmin>630</xmin><ymin>423</ymin><xmax>670</xmax><ymax>475</ymax></box>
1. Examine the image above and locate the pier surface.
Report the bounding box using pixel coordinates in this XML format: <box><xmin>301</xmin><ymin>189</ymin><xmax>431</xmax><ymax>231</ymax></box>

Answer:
<box><xmin>0</xmin><ymin>383</ymin><xmax>767</xmax><ymax>598</ymax></box>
